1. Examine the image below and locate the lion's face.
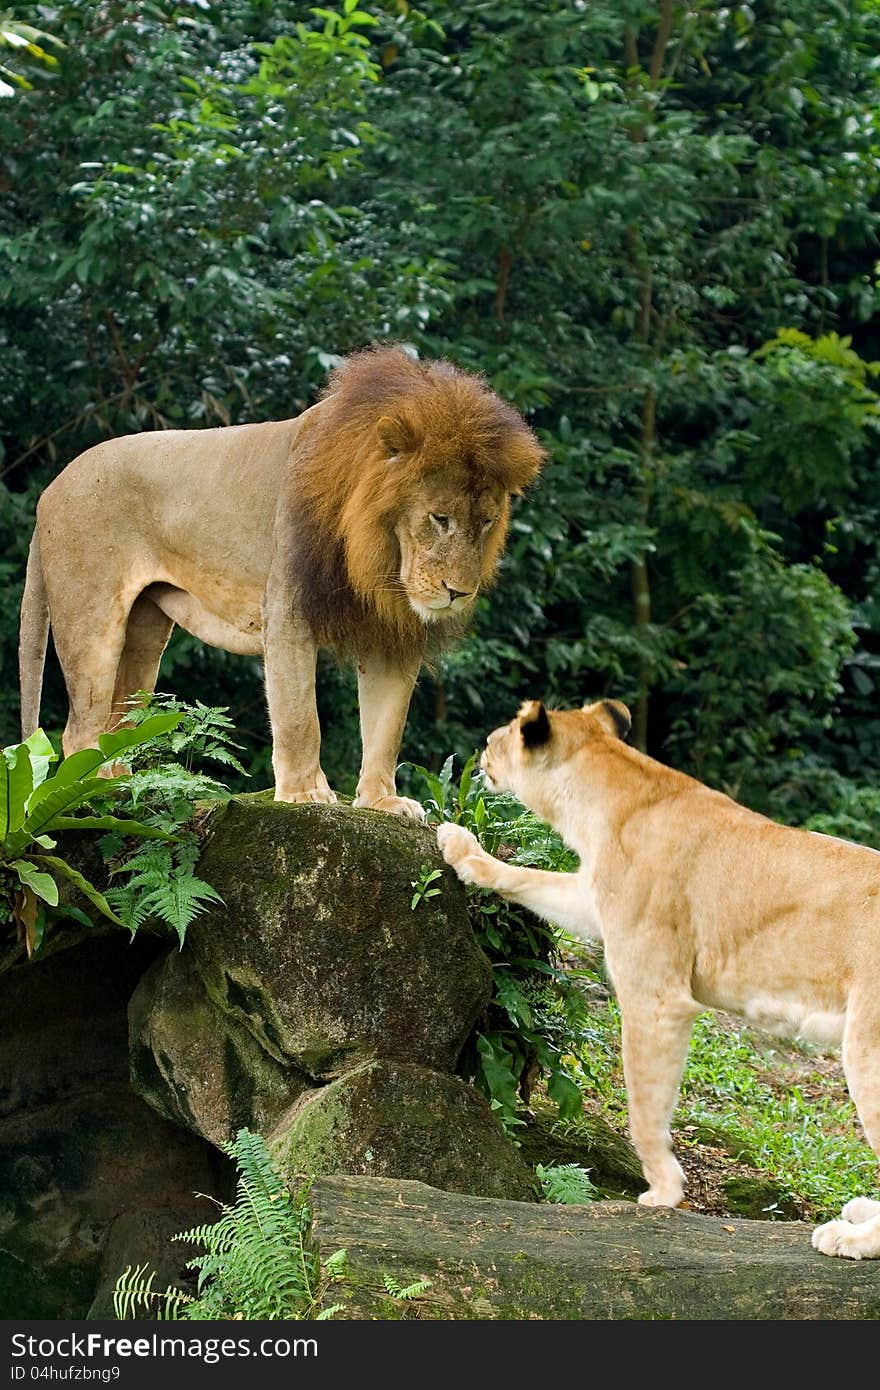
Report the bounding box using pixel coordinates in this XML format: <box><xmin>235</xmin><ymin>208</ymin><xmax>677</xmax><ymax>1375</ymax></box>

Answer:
<box><xmin>394</xmin><ymin>478</ymin><xmax>508</xmax><ymax>622</ymax></box>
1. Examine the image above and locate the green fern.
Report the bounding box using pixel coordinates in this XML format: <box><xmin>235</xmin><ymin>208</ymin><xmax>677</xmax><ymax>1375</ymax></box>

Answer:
<box><xmin>381</xmin><ymin>1272</ymin><xmax>434</xmax><ymax>1301</ymax></box>
<box><xmin>95</xmin><ymin>696</ymin><xmax>249</xmax><ymax>943</ymax></box>
<box><xmin>536</xmin><ymin>1163</ymin><xmax>598</xmax><ymax>1205</ymax></box>
<box><xmin>113</xmin><ymin>1264</ymin><xmax>191</xmax><ymax>1321</ymax></box>
<box><xmin>112</xmin><ymin>1130</ymin><xmax>347</xmax><ymax>1321</ymax></box>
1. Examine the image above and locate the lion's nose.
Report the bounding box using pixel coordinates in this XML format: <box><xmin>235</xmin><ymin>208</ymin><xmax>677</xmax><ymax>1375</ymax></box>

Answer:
<box><xmin>445</xmin><ymin>584</ymin><xmax>473</xmax><ymax>603</ymax></box>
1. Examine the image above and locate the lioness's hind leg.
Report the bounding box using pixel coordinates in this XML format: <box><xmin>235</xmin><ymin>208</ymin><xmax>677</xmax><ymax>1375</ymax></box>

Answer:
<box><xmin>111</xmin><ymin>592</ymin><xmax>174</xmax><ymax>725</ymax></box>
<box><xmin>813</xmin><ymin>989</ymin><xmax>880</xmax><ymax>1259</ymax></box>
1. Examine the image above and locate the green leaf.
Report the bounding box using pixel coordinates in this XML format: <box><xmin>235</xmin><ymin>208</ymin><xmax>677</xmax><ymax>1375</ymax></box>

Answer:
<box><xmin>23</xmin><ymin>729</ymin><xmax>58</xmax><ymax>791</ymax></box>
<box><xmin>49</xmin><ymin>816</ymin><xmax>177</xmax><ymax>839</ymax></box>
<box><xmin>476</xmin><ymin>1033</ymin><xmax>520</xmax><ymax>1121</ymax></box>
<box><xmin>2</xmin><ymin>743</ymin><xmax>33</xmax><ymax>840</ymax></box>
<box><xmin>97</xmin><ymin>712</ymin><xmax>182</xmax><ymax>760</ymax></box>
<box><xmin>29</xmin><ymin>854</ymin><xmax>126</xmax><ymax>927</ymax></box>
<box><xmin>12</xmin><ymin>858</ymin><xmax>59</xmax><ymax>906</ymax></box>
<box><xmin>547</xmin><ymin>1070</ymin><xmax>583</xmax><ymax>1119</ymax></box>
<box><xmin>11</xmin><ymin>778</ymin><xmax>121</xmax><ymax>855</ymax></box>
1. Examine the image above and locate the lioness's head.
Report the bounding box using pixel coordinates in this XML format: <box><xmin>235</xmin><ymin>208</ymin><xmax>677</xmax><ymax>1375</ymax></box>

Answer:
<box><xmin>480</xmin><ymin>698</ymin><xmax>632</xmax><ymax>795</ymax></box>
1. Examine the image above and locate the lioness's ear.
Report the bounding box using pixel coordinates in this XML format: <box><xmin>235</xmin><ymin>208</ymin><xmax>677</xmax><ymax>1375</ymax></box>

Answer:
<box><xmin>518</xmin><ymin>699</ymin><xmax>551</xmax><ymax>749</ymax></box>
<box><xmin>591</xmin><ymin>699</ymin><xmax>631</xmax><ymax>741</ymax></box>
<box><xmin>377</xmin><ymin>413</ymin><xmax>420</xmax><ymax>458</ymax></box>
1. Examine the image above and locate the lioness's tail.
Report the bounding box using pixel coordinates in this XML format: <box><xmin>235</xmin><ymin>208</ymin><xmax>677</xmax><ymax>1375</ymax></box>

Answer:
<box><xmin>19</xmin><ymin>529</ymin><xmax>50</xmax><ymax>739</ymax></box>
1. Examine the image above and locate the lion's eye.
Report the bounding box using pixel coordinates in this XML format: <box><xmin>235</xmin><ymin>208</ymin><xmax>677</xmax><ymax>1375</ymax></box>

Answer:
<box><xmin>430</xmin><ymin>514</ymin><xmax>451</xmax><ymax>532</ymax></box>
<box><xmin>481</xmin><ymin>517</ymin><xmax>496</xmax><ymax>533</ymax></box>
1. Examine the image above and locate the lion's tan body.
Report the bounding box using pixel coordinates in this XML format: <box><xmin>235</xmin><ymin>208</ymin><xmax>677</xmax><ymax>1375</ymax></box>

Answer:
<box><xmin>20</xmin><ymin>349</ymin><xmax>543</xmax><ymax>811</ymax></box>
<box><xmin>438</xmin><ymin>699</ymin><xmax>880</xmax><ymax>1259</ymax></box>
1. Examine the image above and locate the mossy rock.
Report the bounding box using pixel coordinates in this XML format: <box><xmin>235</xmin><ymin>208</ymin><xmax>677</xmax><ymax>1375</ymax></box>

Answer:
<box><xmin>186</xmin><ymin>797</ymin><xmax>491</xmax><ymax>1080</ymax></box>
<box><xmin>722</xmin><ymin>1175</ymin><xmax>800</xmax><ymax>1221</ymax></box>
<box><xmin>270</xmin><ymin>1060</ymin><xmax>537</xmax><ymax>1202</ymax></box>
<box><xmin>517</xmin><ymin>1104</ymin><xmax>645</xmax><ymax>1198</ymax></box>
<box><xmin>129</xmin><ymin>948</ymin><xmax>312</xmax><ymax>1148</ymax></box>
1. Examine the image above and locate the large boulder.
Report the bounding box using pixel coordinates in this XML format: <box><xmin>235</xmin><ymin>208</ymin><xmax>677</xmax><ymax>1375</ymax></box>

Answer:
<box><xmin>270</xmin><ymin>1060</ymin><xmax>536</xmax><ymax>1201</ymax></box>
<box><xmin>129</xmin><ymin>948</ymin><xmax>312</xmax><ymax>1148</ymax></box>
<box><xmin>128</xmin><ymin>797</ymin><xmax>515</xmax><ymax>1200</ymax></box>
<box><xmin>182</xmin><ymin>797</ymin><xmax>492</xmax><ymax>1079</ymax></box>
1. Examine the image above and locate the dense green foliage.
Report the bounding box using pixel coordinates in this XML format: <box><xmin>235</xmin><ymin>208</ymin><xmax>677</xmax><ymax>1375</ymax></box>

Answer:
<box><xmin>1</xmin><ymin>712</ymin><xmax>180</xmax><ymax>951</ymax></box>
<box><xmin>412</xmin><ymin>752</ymin><xmax>592</xmax><ymax>1128</ymax></box>
<box><xmin>2</xmin><ymin>0</ymin><xmax>880</xmax><ymax>832</ymax></box>
<box><xmin>101</xmin><ymin>692</ymin><xmax>245</xmax><ymax>940</ymax></box>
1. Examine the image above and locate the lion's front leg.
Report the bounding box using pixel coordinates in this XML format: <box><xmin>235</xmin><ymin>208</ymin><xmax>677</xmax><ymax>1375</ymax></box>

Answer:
<box><xmin>262</xmin><ymin>570</ymin><xmax>336</xmax><ymax>805</ymax></box>
<box><xmin>353</xmin><ymin>652</ymin><xmax>424</xmax><ymax>820</ymax></box>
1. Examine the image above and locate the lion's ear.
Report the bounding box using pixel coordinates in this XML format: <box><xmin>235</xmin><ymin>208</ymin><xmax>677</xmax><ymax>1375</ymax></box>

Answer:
<box><xmin>377</xmin><ymin>412</ymin><xmax>421</xmax><ymax>458</ymax></box>
<box><xmin>590</xmin><ymin>699</ymin><xmax>631</xmax><ymax>741</ymax></box>
<box><xmin>518</xmin><ymin>699</ymin><xmax>551</xmax><ymax>749</ymax></box>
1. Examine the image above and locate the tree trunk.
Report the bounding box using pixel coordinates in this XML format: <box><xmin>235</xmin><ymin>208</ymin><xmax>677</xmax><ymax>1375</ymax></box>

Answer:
<box><xmin>312</xmin><ymin>1175</ymin><xmax>880</xmax><ymax>1320</ymax></box>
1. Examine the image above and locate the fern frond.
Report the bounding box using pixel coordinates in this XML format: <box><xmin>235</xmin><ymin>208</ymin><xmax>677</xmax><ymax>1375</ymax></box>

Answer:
<box><xmin>381</xmin><ymin>1271</ymin><xmax>434</xmax><ymax>1300</ymax></box>
<box><xmin>112</xmin><ymin>1263</ymin><xmax>191</xmax><ymax>1320</ymax></box>
<box><xmin>536</xmin><ymin>1163</ymin><xmax>598</xmax><ymax>1205</ymax></box>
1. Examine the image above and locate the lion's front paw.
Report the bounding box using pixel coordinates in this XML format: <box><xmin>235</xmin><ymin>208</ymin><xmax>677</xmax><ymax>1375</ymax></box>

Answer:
<box><xmin>437</xmin><ymin>822</ymin><xmax>480</xmax><ymax>866</ymax></box>
<box><xmin>276</xmin><ymin>785</ymin><xmax>338</xmax><ymax>805</ymax></box>
<box><xmin>355</xmin><ymin>793</ymin><xmax>426</xmax><ymax>821</ymax></box>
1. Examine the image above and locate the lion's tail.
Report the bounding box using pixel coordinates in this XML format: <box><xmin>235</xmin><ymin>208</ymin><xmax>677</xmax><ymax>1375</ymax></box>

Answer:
<box><xmin>19</xmin><ymin>528</ymin><xmax>50</xmax><ymax>740</ymax></box>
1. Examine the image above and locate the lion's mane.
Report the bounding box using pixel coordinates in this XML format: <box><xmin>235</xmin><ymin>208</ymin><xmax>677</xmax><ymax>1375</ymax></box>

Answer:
<box><xmin>284</xmin><ymin>346</ymin><xmax>545</xmax><ymax>658</ymax></box>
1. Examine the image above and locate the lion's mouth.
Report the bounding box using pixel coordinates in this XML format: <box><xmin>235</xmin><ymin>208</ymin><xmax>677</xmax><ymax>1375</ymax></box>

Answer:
<box><xmin>479</xmin><ymin>750</ymin><xmax>498</xmax><ymax>789</ymax></box>
<box><xmin>407</xmin><ymin>593</ymin><xmax>472</xmax><ymax>622</ymax></box>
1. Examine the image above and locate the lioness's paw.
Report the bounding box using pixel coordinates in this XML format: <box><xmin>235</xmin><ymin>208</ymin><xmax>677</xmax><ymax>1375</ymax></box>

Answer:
<box><xmin>436</xmin><ymin>822</ymin><xmax>480</xmax><ymax>866</ymax></box>
<box><xmin>638</xmin><ymin>1184</ymin><xmax>684</xmax><ymax>1209</ymax></box>
<box><xmin>276</xmin><ymin>785</ymin><xmax>338</xmax><ymax>805</ymax></box>
<box><xmin>356</xmin><ymin>793</ymin><xmax>426</xmax><ymax>821</ymax></box>
<box><xmin>813</xmin><ymin>1216</ymin><xmax>880</xmax><ymax>1260</ymax></box>
<box><xmin>841</xmin><ymin>1197</ymin><xmax>880</xmax><ymax>1225</ymax></box>
<box><xmin>813</xmin><ymin>1219</ymin><xmax>862</xmax><ymax>1259</ymax></box>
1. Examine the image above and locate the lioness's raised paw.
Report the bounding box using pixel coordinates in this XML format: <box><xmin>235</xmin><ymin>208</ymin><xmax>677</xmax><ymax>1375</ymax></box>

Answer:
<box><xmin>437</xmin><ymin>822</ymin><xmax>480</xmax><ymax>866</ymax></box>
<box><xmin>355</xmin><ymin>793</ymin><xmax>426</xmax><ymax>821</ymax></box>
<box><xmin>812</xmin><ymin>1216</ymin><xmax>880</xmax><ymax>1260</ymax></box>
<box><xmin>436</xmin><ymin>823</ymin><xmax>499</xmax><ymax>888</ymax></box>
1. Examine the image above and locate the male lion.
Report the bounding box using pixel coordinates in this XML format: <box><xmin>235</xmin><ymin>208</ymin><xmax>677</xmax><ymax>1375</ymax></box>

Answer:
<box><xmin>19</xmin><ymin>347</ymin><xmax>543</xmax><ymax>813</ymax></box>
<box><xmin>438</xmin><ymin>699</ymin><xmax>880</xmax><ymax>1259</ymax></box>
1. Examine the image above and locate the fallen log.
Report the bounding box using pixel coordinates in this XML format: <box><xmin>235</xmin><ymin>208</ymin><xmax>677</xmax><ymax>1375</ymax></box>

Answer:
<box><xmin>311</xmin><ymin>1176</ymin><xmax>880</xmax><ymax>1320</ymax></box>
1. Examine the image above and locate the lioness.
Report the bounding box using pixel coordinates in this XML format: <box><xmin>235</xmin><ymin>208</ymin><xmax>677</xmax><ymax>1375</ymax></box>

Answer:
<box><xmin>19</xmin><ymin>347</ymin><xmax>543</xmax><ymax>814</ymax></box>
<box><xmin>438</xmin><ymin>699</ymin><xmax>880</xmax><ymax>1259</ymax></box>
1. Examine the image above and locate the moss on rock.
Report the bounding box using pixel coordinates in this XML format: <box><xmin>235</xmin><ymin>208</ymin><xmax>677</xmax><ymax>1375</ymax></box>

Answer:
<box><xmin>270</xmin><ymin>1060</ymin><xmax>537</xmax><ymax>1201</ymax></box>
<box><xmin>129</xmin><ymin>949</ymin><xmax>312</xmax><ymax>1147</ymax></box>
<box><xmin>517</xmin><ymin>1103</ymin><xmax>645</xmax><ymax>1198</ymax></box>
<box><xmin>186</xmin><ymin>797</ymin><xmax>491</xmax><ymax>1080</ymax></box>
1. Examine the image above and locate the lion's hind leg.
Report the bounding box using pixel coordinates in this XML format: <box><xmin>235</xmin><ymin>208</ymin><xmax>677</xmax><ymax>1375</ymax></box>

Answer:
<box><xmin>50</xmin><ymin>586</ymin><xmax>140</xmax><ymax>759</ymax></box>
<box><xmin>813</xmin><ymin>987</ymin><xmax>880</xmax><ymax>1259</ymax></box>
<box><xmin>111</xmin><ymin>591</ymin><xmax>174</xmax><ymax>726</ymax></box>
